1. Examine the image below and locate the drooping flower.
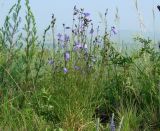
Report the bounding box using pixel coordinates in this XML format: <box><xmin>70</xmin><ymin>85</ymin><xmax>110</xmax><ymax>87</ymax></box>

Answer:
<box><xmin>64</xmin><ymin>51</ymin><xmax>70</xmax><ymax>61</ymax></box>
<box><xmin>73</xmin><ymin>41</ymin><xmax>83</xmax><ymax>51</ymax></box>
<box><xmin>63</xmin><ymin>67</ymin><xmax>68</xmax><ymax>74</ymax></box>
<box><xmin>64</xmin><ymin>34</ymin><xmax>70</xmax><ymax>42</ymax></box>
<box><xmin>90</xmin><ymin>28</ymin><xmax>94</xmax><ymax>34</ymax></box>
<box><xmin>72</xmin><ymin>29</ymin><xmax>78</xmax><ymax>35</ymax></box>
<box><xmin>83</xmin><ymin>12</ymin><xmax>90</xmax><ymax>17</ymax></box>
<box><xmin>77</xmin><ymin>44</ymin><xmax>83</xmax><ymax>49</ymax></box>
<box><xmin>57</xmin><ymin>33</ymin><xmax>63</xmax><ymax>41</ymax></box>
<box><xmin>110</xmin><ymin>26</ymin><xmax>118</xmax><ymax>35</ymax></box>
<box><xmin>48</xmin><ymin>58</ymin><xmax>54</xmax><ymax>65</ymax></box>
<box><xmin>83</xmin><ymin>18</ymin><xmax>92</xmax><ymax>26</ymax></box>
<box><xmin>74</xmin><ymin>66</ymin><xmax>80</xmax><ymax>70</ymax></box>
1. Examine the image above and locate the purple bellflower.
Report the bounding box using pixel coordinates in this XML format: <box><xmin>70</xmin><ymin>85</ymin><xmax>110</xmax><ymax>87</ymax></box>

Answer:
<box><xmin>64</xmin><ymin>51</ymin><xmax>70</xmax><ymax>61</ymax></box>
<box><xmin>57</xmin><ymin>33</ymin><xmax>63</xmax><ymax>41</ymax></box>
<box><xmin>83</xmin><ymin>12</ymin><xmax>90</xmax><ymax>17</ymax></box>
<box><xmin>48</xmin><ymin>58</ymin><xmax>54</xmax><ymax>65</ymax></box>
<box><xmin>74</xmin><ymin>66</ymin><xmax>80</xmax><ymax>70</ymax></box>
<box><xmin>110</xmin><ymin>26</ymin><xmax>118</xmax><ymax>35</ymax></box>
<box><xmin>63</xmin><ymin>67</ymin><xmax>68</xmax><ymax>74</ymax></box>
<box><xmin>64</xmin><ymin>34</ymin><xmax>70</xmax><ymax>42</ymax></box>
<box><xmin>73</xmin><ymin>41</ymin><xmax>83</xmax><ymax>51</ymax></box>
<box><xmin>90</xmin><ymin>28</ymin><xmax>94</xmax><ymax>34</ymax></box>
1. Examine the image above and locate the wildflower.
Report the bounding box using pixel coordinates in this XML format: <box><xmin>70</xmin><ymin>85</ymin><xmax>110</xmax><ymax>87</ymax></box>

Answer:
<box><xmin>73</xmin><ymin>41</ymin><xmax>83</xmax><ymax>51</ymax></box>
<box><xmin>74</xmin><ymin>66</ymin><xmax>80</xmax><ymax>70</ymax></box>
<box><xmin>63</xmin><ymin>67</ymin><xmax>68</xmax><ymax>74</ymax></box>
<box><xmin>77</xmin><ymin>44</ymin><xmax>83</xmax><ymax>49</ymax></box>
<box><xmin>64</xmin><ymin>51</ymin><xmax>70</xmax><ymax>61</ymax></box>
<box><xmin>72</xmin><ymin>29</ymin><xmax>78</xmax><ymax>35</ymax></box>
<box><xmin>110</xmin><ymin>26</ymin><xmax>118</xmax><ymax>35</ymax></box>
<box><xmin>90</xmin><ymin>28</ymin><xmax>94</xmax><ymax>34</ymax></box>
<box><xmin>57</xmin><ymin>33</ymin><xmax>63</xmax><ymax>41</ymax></box>
<box><xmin>110</xmin><ymin>113</ymin><xmax>116</xmax><ymax>131</ymax></box>
<box><xmin>64</xmin><ymin>34</ymin><xmax>70</xmax><ymax>42</ymax></box>
<box><xmin>83</xmin><ymin>12</ymin><xmax>90</xmax><ymax>17</ymax></box>
<box><xmin>61</xmin><ymin>44</ymin><xmax>65</xmax><ymax>49</ymax></box>
<box><xmin>48</xmin><ymin>58</ymin><xmax>54</xmax><ymax>65</ymax></box>
<box><xmin>97</xmin><ymin>38</ymin><xmax>102</xmax><ymax>44</ymax></box>
<box><xmin>84</xmin><ymin>18</ymin><xmax>92</xmax><ymax>26</ymax></box>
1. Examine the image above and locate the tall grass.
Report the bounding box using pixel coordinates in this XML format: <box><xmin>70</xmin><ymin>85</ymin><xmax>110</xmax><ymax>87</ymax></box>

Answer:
<box><xmin>0</xmin><ymin>0</ymin><xmax>160</xmax><ymax>130</ymax></box>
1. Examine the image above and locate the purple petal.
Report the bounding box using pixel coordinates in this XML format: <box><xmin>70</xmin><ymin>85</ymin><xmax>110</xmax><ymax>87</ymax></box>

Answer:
<box><xmin>63</xmin><ymin>67</ymin><xmax>68</xmax><ymax>74</ymax></box>
<box><xmin>48</xmin><ymin>59</ymin><xmax>54</xmax><ymax>65</ymax></box>
<box><xmin>73</xmin><ymin>41</ymin><xmax>83</xmax><ymax>51</ymax></box>
<box><xmin>64</xmin><ymin>52</ymin><xmax>70</xmax><ymax>61</ymax></box>
<box><xmin>57</xmin><ymin>33</ymin><xmax>63</xmax><ymax>42</ymax></box>
<box><xmin>111</xmin><ymin>26</ymin><xmax>118</xmax><ymax>35</ymax></box>
<box><xmin>90</xmin><ymin>28</ymin><xmax>94</xmax><ymax>34</ymax></box>
<box><xmin>84</xmin><ymin>12</ymin><xmax>90</xmax><ymax>17</ymax></box>
<box><xmin>74</xmin><ymin>66</ymin><xmax>80</xmax><ymax>70</ymax></box>
<box><xmin>64</xmin><ymin>34</ymin><xmax>70</xmax><ymax>42</ymax></box>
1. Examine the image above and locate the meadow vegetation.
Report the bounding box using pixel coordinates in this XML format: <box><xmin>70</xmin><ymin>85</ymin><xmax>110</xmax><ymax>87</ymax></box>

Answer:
<box><xmin>0</xmin><ymin>0</ymin><xmax>160</xmax><ymax>130</ymax></box>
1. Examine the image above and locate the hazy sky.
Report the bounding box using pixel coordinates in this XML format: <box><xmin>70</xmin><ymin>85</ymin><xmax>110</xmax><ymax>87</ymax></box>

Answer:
<box><xmin>0</xmin><ymin>0</ymin><xmax>160</xmax><ymax>34</ymax></box>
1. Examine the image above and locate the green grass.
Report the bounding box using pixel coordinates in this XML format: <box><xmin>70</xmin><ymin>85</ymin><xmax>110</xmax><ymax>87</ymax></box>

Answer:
<box><xmin>0</xmin><ymin>0</ymin><xmax>160</xmax><ymax>130</ymax></box>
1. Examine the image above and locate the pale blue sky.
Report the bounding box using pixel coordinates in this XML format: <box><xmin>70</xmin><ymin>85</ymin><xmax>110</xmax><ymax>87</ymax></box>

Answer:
<box><xmin>0</xmin><ymin>0</ymin><xmax>160</xmax><ymax>34</ymax></box>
